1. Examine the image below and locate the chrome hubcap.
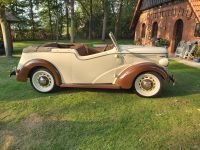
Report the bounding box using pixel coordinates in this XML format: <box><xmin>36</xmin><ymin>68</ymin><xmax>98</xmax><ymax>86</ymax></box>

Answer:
<box><xmin>139</xmin><ymin>77</ymin><xmax>156</xmax><ymax>91</ymax></box>
<box><xmin>38</xmin><ymin>76</ymin><xmax>49</xmax><ymax>86</ymax></box>
<box><xmin>141</xmin><ymin>79</ymin><xmax>153</xmax><ymax>90</ymax></box>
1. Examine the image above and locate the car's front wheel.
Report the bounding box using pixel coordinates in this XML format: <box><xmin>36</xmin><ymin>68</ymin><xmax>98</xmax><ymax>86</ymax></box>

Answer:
<box><xmin>134</xmin><ymin>72</ymin><xmax>162</xmax><ymax>98</ymax></box>
<box><xmin>30</xmin><ymin>68</ymin><xmax>56</xmax><ymax>93</ymax></box>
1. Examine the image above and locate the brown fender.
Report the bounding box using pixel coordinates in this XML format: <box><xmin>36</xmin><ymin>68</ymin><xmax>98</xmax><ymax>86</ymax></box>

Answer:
<box><xmin>16</xmin><ymin>59</ymin><xmax>62</xmax><ymax>86</ymax></box>
<box><xmin>115</xmin><ymin>62</ymin><xmax>169</xmax><ymax>89</ymax></box>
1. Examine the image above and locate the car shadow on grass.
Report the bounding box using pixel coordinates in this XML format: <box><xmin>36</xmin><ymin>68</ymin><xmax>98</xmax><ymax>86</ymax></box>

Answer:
<box><xmin>56</xmin><ymin>80</ymin><xmax>199</xmax><ymax>99</ymax></box>
<box><xmin>0</xmin><ymin>80</ymin><xmax>199</xmax><ymax>102</ymax></box>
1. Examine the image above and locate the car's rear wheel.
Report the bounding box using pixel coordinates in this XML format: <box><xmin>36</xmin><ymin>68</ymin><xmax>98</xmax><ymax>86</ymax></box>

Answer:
<box><xmin>134</xmin><ymin>72</ymin><xmax>162</xmax><ymax>98</ymax></box>
<box><xmin>30</xmin><ymin>68</ymin><xmax>55</xmax><ymax>93</ymax></box>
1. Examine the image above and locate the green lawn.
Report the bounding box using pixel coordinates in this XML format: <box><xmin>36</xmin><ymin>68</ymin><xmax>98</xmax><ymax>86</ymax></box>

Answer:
<box><xmin>0</xmin><ymin>41</ymin><xmax>200</xmax><ymax>150</ymax></box>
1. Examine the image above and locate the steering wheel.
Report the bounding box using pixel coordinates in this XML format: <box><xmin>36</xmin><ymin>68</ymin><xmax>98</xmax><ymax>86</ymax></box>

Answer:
<box><xmin>103</xmin><ymin>44</ymin><xmax>109</xmax><ymax>52</ymax></box>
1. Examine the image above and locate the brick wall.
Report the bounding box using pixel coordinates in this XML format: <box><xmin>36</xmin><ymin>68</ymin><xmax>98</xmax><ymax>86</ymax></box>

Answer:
<box><xmin>135</xmin><ymin>1</ymin><xmax>199</xmax><ymax>54</ymax></box>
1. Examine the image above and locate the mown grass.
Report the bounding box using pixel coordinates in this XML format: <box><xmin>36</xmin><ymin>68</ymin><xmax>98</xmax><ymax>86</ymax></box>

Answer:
<box><xmin>0</xmin><ymin>41</ymin><xmax>200</xmax><ymax>150</ymax></box>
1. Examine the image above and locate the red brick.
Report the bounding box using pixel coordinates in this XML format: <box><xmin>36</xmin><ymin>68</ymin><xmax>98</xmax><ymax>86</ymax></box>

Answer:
<box><xmin>132</xmin><ymin>1</ymin><xmax>200</xmax><ymax>54</ymax></box>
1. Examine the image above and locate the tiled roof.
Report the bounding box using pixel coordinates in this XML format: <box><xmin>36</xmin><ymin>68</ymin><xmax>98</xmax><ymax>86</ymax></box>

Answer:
<box><xmin>188</xmin><ymin>0</ymin><xmax>200</xmax><ymax>22</ymax></box>
<box><xmin>141</xmin><ymin>0</ymin><xmax>173</xmax><ymax>10</ymax></box>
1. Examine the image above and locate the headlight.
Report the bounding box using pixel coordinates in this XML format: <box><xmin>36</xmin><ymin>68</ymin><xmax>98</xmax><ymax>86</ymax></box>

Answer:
<box><xmin>159</xmin><ymin>58</ymin><xmax>169</xmax><ymax>67</ymax></box>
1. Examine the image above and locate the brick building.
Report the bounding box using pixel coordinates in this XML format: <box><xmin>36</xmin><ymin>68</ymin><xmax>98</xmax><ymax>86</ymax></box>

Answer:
<box><xmin>130</xmin><ymin>0</ymin><xmax>200</xmax><ymax>54</ymax></box>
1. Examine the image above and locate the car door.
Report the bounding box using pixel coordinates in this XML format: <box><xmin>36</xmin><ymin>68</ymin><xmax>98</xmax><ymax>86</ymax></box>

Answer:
<box><xmin>71</xmin><ymin>51</ymin><xmax>124</xmax><ymax>84</ymax></box>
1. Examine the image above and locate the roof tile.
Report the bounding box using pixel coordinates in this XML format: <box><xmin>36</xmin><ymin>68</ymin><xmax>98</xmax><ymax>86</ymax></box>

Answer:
<box><xmin>189</xmin><ymin>0</ymin><xmax>200</xmax><ymax>22</ymax></box>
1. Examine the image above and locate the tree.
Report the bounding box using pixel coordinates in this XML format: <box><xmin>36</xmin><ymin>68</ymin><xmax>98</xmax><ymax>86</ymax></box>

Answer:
<box><xmin>101</xmin><ymin>0</ymin><xmax>107</xmax><ymax>41</ymax></box>
<box><xmin>89</xmin><ymin>0</ymin><xmax>93</xmax><ymax>40</ymax></box>
<box><xmin>0</xmin><ymin>0</ymin><xmax>14</xmax><ymax>57</ymax></box>
<box><xmin>47</xmin><ymin>0</ymin><xmax>53</xmax><ymax>39</ymax></box>
<box><xmin>113</xmin><ymin>0</ymin><xmax>124</xmax><ymax>39</ymax></box>
<box><xmin>64</xmin><ymin>0</ymin><xmax>70</xmax><ymax>40</ymax></box>
<box><xmin>77</xmin><ymin>0</ymin><xmax>93</xmax><ymax>39</ymax></box>
<box><xmin>0</xmin><ymin>0</ymin><xmax>136</xmax><ymax>47</ymax></box>
<box><xmin>28</xmin><ymin>0</ymin><xmax>36</xmax><ymax>40</ymax></box>
<box><xmin>38</xmin><ymin>0</ymin><xmax>65</xmax><ymax>40</ymax></box>
<box><xmin>70</xmin><ymin>0</ymin><xmax>75</xmax><ymax>42</ymax></box>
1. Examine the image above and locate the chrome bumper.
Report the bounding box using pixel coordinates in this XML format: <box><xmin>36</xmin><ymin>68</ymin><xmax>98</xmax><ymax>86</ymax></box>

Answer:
<box><xmin>168</xmin><ymin>74</ymin><xmax>176</xmax><ymax>86</ymax></box>
<box><xmin>10</xmin><ymin>67</ymin><xmax>16</xmax><ymax>77</ymax></box>
<box><xmin>164</xmin><ymin>67</ymin><xmax>175</xmax><ymax>86</ymax></box>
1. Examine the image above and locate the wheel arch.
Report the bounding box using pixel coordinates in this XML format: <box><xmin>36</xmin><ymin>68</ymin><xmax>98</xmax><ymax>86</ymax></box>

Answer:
<box><xmin>17</xmin><ymin>59</ymin><xmax>62</xmax><ymax>86</ymax></box>
<box><xmin>115</xmin><ymin>62</ymin><xmax>169</xmax><ymax>89</ymax></box>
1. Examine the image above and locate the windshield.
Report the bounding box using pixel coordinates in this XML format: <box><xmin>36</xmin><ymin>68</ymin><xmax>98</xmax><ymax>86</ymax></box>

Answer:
<box><xmin>109</xmin><ymin>32</ymin><xmax>121</xmax><ymax>52</ymax></box>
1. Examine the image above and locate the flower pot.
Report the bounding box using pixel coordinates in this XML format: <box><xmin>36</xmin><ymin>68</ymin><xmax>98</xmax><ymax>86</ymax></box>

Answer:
<box><xmin>193</xmin><ymin>58</ymin><xmax>200</xmax><ymax>63</ymax></box>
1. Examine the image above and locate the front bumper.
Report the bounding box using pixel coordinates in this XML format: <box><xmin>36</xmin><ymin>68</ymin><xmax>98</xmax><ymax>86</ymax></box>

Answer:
<box><xmin>10</xmin><ymin>67</ymin><xmax>16</xmax><ymax>77</ymax></box>
<box><xmin>168</xmin><ymin>74</ymin><xmax>176</xmax><ymax>86</ymax></box>
<box><xmin>163</xmin><ymin>67</ymin><xmax>175</xmax><ymax>86</ymax></box>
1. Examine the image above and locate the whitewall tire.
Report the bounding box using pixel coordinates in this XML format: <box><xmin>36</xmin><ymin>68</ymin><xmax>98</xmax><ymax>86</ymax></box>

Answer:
<box><xmin>30</xmin><ymin>69</ymin><xmax>56</xmax><ymax>93</ymax></box>
<box><xmin>134</xmin><ymin>72</ymin><xmax>162</xmax><ymax>98</ymax></box>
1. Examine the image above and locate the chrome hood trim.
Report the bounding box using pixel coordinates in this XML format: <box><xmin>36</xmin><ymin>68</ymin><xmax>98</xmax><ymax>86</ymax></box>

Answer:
<box><xmin>120</xmin><ymin>45</ymin><xmax>167</xmax><ymax>54</ymax></box>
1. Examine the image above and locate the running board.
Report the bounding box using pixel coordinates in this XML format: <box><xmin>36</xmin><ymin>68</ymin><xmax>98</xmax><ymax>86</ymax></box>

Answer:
<box><xmin>60</xmin><ymin>84</ymin><xmax>120</xmax><ymax>89</ymax></box>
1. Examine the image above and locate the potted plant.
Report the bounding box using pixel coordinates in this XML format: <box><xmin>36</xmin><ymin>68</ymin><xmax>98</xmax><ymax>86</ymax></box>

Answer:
<box><xmin>154</xmin><ymin>38</ymin><xmax>170</xmax><ymax>48</ymax></box>
<box><xmin>193</xmin><ymin>44</ymin><xmax>200</xmax><ymax>63</ymax></box>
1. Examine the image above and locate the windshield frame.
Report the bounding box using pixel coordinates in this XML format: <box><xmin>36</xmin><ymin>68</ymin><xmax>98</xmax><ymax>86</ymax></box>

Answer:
<box><xmin>109</xmin><ymin>32</ymin><xmax>121</xmax><ymax>52</ymax></box>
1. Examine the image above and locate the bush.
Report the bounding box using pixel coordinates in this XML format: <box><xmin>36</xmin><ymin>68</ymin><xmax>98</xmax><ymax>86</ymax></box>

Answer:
<box><xmin>194</xmin><ymin>44</ymin><xmax>200</xmax><ymax>59</ymax></box>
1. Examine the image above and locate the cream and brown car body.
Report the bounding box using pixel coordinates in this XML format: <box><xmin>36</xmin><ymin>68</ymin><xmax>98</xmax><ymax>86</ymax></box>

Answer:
<box><xmin>11</xmin><ymin>33</ymin><xmax>175</xmax><ymax>97</ymax></box>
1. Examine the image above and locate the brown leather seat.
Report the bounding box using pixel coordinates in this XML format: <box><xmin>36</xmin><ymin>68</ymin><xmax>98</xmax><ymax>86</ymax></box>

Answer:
<box><xmin>92</xmin><ymin>44</ymin><xmax>115</xmax><ymax>52</ymax></box>
<box><xmin>75</xmin><ymin>44</ymin><xmax>115</xmax><ymax>56</ymax></box>
<box><xmin>76</xmin><ymin>45</ymin><xmax>88</xmax><ymax>56</ymax></box>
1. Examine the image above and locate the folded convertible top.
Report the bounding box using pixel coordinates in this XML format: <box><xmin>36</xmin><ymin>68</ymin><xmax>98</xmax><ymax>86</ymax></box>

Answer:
<box><xmin>23</xmin><ymin>42</ymin><xmax>80</xmax><ymax>53</ymax></box>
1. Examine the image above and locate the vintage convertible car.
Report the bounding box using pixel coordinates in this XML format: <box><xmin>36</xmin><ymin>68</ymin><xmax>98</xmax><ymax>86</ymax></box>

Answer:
<box><xmin>10</xmin><ymin>32</ymin><xmax>175</xmax><ymax>97</ymax></box>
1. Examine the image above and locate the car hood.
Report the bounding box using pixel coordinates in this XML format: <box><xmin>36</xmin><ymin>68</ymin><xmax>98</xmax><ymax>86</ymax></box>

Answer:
<box><xmin>119</xmin><ymin>45</ymin><xmax>167</xmax><ymax>54</ymax></box>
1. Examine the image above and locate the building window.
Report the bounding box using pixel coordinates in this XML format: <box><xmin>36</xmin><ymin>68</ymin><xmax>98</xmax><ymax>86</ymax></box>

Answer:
<box><xmin>194</xmin><ymin>23</ymin><xmax>200</xmax><ymax>37</ymax></box>
<box><xmin>141</xmin><ymin>23</ymin><xmax>146</xmax><ymax>38</ymax></box>
<box><xmin>151</xmin><ymin>22</ymin><xmax>158</xmax><ymax>38</ymax></box>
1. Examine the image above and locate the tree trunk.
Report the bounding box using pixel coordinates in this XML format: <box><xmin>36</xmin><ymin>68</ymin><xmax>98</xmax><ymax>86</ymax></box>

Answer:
<box><xmin>114</xmin><ymin>0</ymin><xmax>123</xmax><ymax>39</ymax></box>
<box><xmin>47</xmin><ymin>0</ymin><xmax>53</xmax><ymax>40</ymax></box>
<box><xmin>70</xmin><ymin>0</ymin><xmax>75</xmax><ymax>43</ymax></box>
<box><xmin>59</xmin><ymin>9</ymin><xmax>64</xmax><ymax>39</ymax></box>
<box><xmin>65</xmin><ymin>0</ymin><xmax>70</xmax><ymax>40</ymax></box>
<box><xmin>56</xmin><ymin>18</ymin><xmax>59</xmax><ymax>42</ymax></box>
<box><xmin>0</xmin><ymin>6</ymin><xmax>13</xmax><ymax>57</ymax></box>
<box><xmin>88</xmin><ymin>0</ymin><xmax>92</xmax><ymax>40</ymax></box>
<box><xmin>55</xmin><ymin>0</ymin><xmax>59</xmax><ymax>41</ymax></box>
<box><xmin>102</xmin><ymin>0</ymin><xmax>107</xmax><ymax>41</ymax></box>
<box><xmin>29</xmin><ymin>0</ymin><xmax>36</xmax><ymax>40</ymax></box>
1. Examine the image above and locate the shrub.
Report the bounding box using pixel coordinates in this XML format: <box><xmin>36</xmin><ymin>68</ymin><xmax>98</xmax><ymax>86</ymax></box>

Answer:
<box><xmin>194</xmin><ymin>44</ymin><xmax>200</xmax><ymax>59</ymax></box>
